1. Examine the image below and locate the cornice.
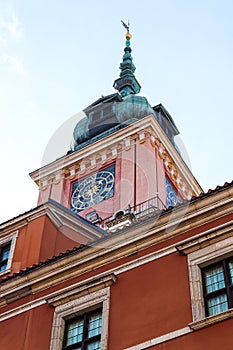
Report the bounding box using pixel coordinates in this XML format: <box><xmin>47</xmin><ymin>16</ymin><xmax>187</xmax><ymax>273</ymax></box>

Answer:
<box><xmin>189</xmin><ymin>308</ymin><xmax>233</xmax><ymax>330</ymax></box>
<box><xmin>29</xmin><ymin>115</ymin><xmax>202</xmax><ymax>197</ymax></box>
<box><xmin>46</xmin><ymin>273</ymin><xmax>117</xmax><ymax>307</ymax></box>
<box><xmin>176</xmin><ymin>221</ymin><xmax>233</xmax><ymax>256</ymax></box>
<box><xmin>45</xmin><ymin>199</ymin><xmax>105</xmax><ymax>240</ymax></box>
<box><xmin>0</xmin><ymin>187</ymin><xmax>231</xmax><ymax>303</ymax></box>
<box><xmin>0</xmin><ymin>205</ymin><xmax>46</xmax><ymax>235</ymax></box>
<box><xmin>0</xmin><ymin>200</ymin><xmax>105</xmax><ymax>240</ymax></box>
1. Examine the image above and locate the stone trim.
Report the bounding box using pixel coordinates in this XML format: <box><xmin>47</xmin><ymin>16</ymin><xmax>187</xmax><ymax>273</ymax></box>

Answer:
<box><xmin>176</xmin><ymin>221</ymin><xmax>233</xmax><ymax>255</ymax></box>
<box><xmin>115</xmin><ymin>246</ymin><xmax>176</xmax><ymax>275</ymax></box>
<box><xmin>0</xmin><ymin>245</ymin><xmax>175</xmax><ymax>318</ymax></box>
<box><xmin>0</xmin><ymin>194</ymin><xmax>232</xmax><ymax>298</ymax></box>
<box><xmin>189</xmin><ymin>308</ymin><xmax>233</xmax><ymax>330</ymax></box>
<box><xmin>182</xmin><ymin>227</ymin><xmax>233</xmax><ymax>323</ymax></box>
<box><xmin>124</xmin><ymin>326</ymin><xmax>191</xmax><ymax>350</ymax></box>
<box><xmin>0</xmin><ymin>273</ymin><xmax>116</xmax><ymax>321</ymax></box>
<box><xmin>46</xmin><ymin>273</ymin><xmax>117</xmax><ymax>307</ymax></box>
<box><xmin>0</xmin><ymin>298</ymin><xmax>46</xmax><ymax>322</ymax></box>
<box><xmin>49</xmin><ymin>287</ymin><xmax>111</xmax><ymax>350</ymax></box>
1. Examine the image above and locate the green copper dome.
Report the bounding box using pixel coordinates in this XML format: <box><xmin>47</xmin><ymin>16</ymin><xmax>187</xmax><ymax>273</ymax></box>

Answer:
<box><xmin>73</xmin><ymin>94</ymin><xmax>155</xmax><ymax>150</ymax></box>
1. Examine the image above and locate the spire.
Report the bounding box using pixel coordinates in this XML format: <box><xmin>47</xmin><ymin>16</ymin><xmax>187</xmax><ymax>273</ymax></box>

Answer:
<box><xmin>113</xmin><ymin>21</ymin><xmax>141</xmax><ymax>97</ymax></box>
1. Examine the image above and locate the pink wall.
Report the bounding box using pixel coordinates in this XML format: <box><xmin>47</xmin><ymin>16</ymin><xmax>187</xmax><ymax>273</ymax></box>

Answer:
<box><xmin>36</xmin><ymin>136</ymin><xmax>167</xmax><ymax>220</ymax></box>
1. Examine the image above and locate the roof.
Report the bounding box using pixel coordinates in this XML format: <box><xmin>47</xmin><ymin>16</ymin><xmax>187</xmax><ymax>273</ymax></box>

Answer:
<box><xmin>153</xmin><ymin>103</ymin><xmax>179</xmax><ymax>135</ymax></box>
<box><xmin>0</xmin><ymin>180</ymin><xmax>232</xmax><ymax>285</ymax></box>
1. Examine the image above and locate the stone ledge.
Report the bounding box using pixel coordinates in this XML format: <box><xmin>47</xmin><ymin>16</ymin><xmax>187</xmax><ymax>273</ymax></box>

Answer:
<box><xmin>189</xmin><ymin>308</ymin><xmax>233</xmax><ymax>330</ymax></box>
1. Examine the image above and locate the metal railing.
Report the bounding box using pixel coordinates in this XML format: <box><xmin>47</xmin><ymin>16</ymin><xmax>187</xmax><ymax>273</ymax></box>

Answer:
<box><xmin>98</xmin><ymin>195</ymin><xmax>166</xmax><ymax>231</ymax></box>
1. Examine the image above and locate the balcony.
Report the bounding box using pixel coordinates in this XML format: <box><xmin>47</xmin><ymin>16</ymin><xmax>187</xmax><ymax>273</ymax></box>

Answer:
<box><xmin>97</xmin><ymin>195</ymin><xmax>166</xmax><ymax>232</ymax></box>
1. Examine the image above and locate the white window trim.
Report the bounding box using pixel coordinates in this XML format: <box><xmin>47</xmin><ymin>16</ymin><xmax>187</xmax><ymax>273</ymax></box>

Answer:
<box><xmin>0</xmin><ymin>231</ymin><xmax>18</xmax><ymax>276</ymax></box>
<box><xmin>49</xmin><ymin>278</ymin><xmax>114</xmax><ymax>350</ymax></box>
<box><xmin>184</xmin><ymin>234</ymin><xmax>233</xmax><ymax>329</ymax></box>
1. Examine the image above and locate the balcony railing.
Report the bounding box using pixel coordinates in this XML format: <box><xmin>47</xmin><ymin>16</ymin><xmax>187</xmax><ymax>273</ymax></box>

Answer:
<box><xmin>98</xmin><ymin>195</ymin><xmax>166</xmax><ymax>231</ymax></box>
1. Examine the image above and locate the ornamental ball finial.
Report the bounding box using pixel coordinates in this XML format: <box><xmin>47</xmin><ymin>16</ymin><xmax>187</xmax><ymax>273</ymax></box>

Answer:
<box><xmin>125</xmin><ymin>32</ymin><xmax>132</xmax><ymax>39</ymax></box>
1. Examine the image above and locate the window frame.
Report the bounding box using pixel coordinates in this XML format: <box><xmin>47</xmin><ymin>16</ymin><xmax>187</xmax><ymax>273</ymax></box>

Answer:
<box><xmin>202</xmin><ymin>257</ymin><xmax>233</xmax><ymax>317</ymax></box>
<box><xmin>0</xmin><ymin>243</ymin><xmax>11</xmax><ymax>271</ymax></box>
<box><xmin>176</xmin><ymin>224</ymin><xmax>233</xmax><ymax>330</ymax></box>
<box><xmin>48</xmin><ymin>275</ymin><xmax>115</xmax><ymax>350</ymax></box>
<box><xmin>0</xmin><ymin>231</ymin><xmax>18</xmax><ymax>276</ymax></box>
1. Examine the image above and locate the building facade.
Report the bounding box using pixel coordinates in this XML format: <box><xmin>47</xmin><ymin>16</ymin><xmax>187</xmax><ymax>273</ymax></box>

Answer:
<box><xmin>0</xmin><ymin>28</ymin><xmax>233</xmax><ymax>350</ymax></box>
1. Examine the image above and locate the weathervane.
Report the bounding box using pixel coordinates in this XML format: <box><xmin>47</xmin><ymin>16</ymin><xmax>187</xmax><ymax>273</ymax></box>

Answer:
<box><xmin>121</xmin><ymin>20</ymin><xmax>130</xmax><ymax>33</ymax></box>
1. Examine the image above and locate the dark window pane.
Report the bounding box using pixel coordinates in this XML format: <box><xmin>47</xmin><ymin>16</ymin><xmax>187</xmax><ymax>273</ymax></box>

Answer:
<box><xmin>203</xmin><ymin>265</ymin><xmax>225</xmax><ymax>293</ymax></box>
<box><xmin>66</xmin><ymin>319</ymin><xmax>84</xmax><ymax>346</ymax></box>
<box><xmin>0</xmin><ymin>263</ymin><xmax>7</xmax><ymax>272</ymax></box>
<box><xmin>87</xmin><ymin>341</ymin><xmax>101</xmax><ymax>350</ymax></box>
<box><xmin>228</xmin><ymin>260</ymin><xmax>233</xmax><ymax>284</ymax></box>
<box><xmin>2</xmin><ymin>245</ymin><xmax>10</xmax><ymax>261</ymax></box>
<box><xmin>63</xmin><ymin>309</ymin><xmax>102</xmax><ymax>350</ymax></box>
<box><xmin>88</xmin><ymin>311</ymin><xmax>102</xmax><ymax>338</ymax></box>
<box><xmin>207</xmin><ymin>294</ymin><xmax>228</xmax><ymax>315</ymax></box>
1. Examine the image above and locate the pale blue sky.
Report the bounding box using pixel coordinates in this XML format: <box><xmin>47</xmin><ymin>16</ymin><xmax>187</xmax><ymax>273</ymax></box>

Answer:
<box><xmin>0</xmin><ymin>0</ymin><xmax>232</xmax><ymax>222</ymax></box>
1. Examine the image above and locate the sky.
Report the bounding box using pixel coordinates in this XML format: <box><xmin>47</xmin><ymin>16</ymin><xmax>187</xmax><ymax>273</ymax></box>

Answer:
<box><xmin>0</xmin><ymin>0</ymin><xmax>232</xmax><ymax>223</ymax></box>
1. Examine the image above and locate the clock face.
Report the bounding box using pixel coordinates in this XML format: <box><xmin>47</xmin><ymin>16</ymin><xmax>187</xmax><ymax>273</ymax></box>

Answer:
<box><xmin>165</xmin><ymin>176</ymin><xmax>182</xmax><ymax>207</ymax></box>
<box><xmin>71</xmin><ymin>165</ymin><xmax>115</xmax><ymax>213</ymax></box>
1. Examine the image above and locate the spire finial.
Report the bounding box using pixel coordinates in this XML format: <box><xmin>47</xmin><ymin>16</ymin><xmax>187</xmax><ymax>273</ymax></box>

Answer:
<box><xmin>113</xmin><ymin>21</ymin><xmax>141</xmax><ymax>97</ymax></box>
<box><xmin>121</xmin><ymin>20</ymin><xmax>131</xmax><ymax>39</ymax></box>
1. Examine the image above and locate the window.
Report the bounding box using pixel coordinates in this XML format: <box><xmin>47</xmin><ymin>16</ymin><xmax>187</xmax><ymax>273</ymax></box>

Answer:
<box><xmin>63</xmin><ymin>309</ymin><xmax>102</xmax><ymax>350</ymax></box>
<box><xmin>165</xmin><ymin>176</ymin><xmax>182</xmax><ymax>207</ymax></box>
<box><xmin>0</xmin><ymin>231</ymin><xmax>18</xmax><ymax>276</ymax></box>
<box><xmin>202</xmin><ymin>257</ymin><xmax>233</xmax><ymax>316</ymax></box>
<box><xmin>0</xmin><ymin>243</ymin><xmax>11</xmax><ymax>272</ymax></box>
<box><xmin>176</xmin><ymin>224</ymin><xmax>233</xmax><ymax>330</ymax></box>
<box><xmin>48</xmin><ymin>274</ymin><xmax>116</xmax><ymax>350</ymax></box>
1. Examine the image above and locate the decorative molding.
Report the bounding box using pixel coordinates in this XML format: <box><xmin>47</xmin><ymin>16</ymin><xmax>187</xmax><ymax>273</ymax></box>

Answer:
<box><xmin>40</xmin><ymin>179</ymin><xmax>48</xmax><ymax>191</ymax></box>
<box><xmin>189</xmin><ymin>308</ymin><xmax>233</xmax><ymax>330</ymax></box>
<box><xmin>138</xmin><ymin>131</ymin><xmax>146</xmax><ymax>143</ymax></box>
<box><xmin>176</xmin><ymin>222</ymin><xmax>233</xmax><ymax>256</ymax></box>
<box><xmin>111</xmin><ymin>148</ymin><xmax>117</xmax><ymax>159</ymax></box>
<box><xmin>49</xmin><ymin>286</ymin><xmax>111</xmax><ymax>350</ymax></box>
<box><xmin>0</xmin><ymin>298</ymin><xmax>46</xmax><ymax>322</ymax></box>
<box><xmin>69</xmin><ymin>167</ymin><xmax>76</xmax><ymax>179</ymax></box>
<box><xmin>0</xmin><ymin>273</ymin><xmax>116</xmax><ymax>322</ymax></box>
<box><xmin>124</xmin><ymin>326</ymin><xmax>191</xmax><ymax>350</ymax></box>
<box><xmin>181</xmin><ymin>225</ymin><xmax>233</xmax><ymax>323</ymax></box>
<box><xmin>54</xmin><ymin>172</ymin><xmax>61</xmax><ymax>184</ymax></box>
<box><xmin>0</xmin><ymin>247</ymin><xmax>175</xmax><ymax>319</ymax></box>
<box><xmin>0</xmin><ymin>192</ymin><xmax>232</xmax><ymax>300</ymax></box>
<box><xmin>114</xmin><ymin>246</ymin><xmax>176</xmax><ymax>275</ymax></box>
<box><xmin>150</xmin><ymin>134</ymin><xmax>156</xmax><ymax>147</ymax></box>
<box><xmin>79</xmin><ymin>162</ymin><xmax>86</xmax><ymax>174</ymax></box>
<box><xmin>90</xmin><ymin>158</ymin><xmax>96</xmax><ymax>169</ymax></box>
<box><xmin>30</xmin><ymin>115</ymin><xmax>202</xmax><ymax>197</ymax></box>
<box><xmin>156</xmin><ymin>138</ymin><xmax>190</xmax><ymax>199</ymax></box>
<box><xmin>46</xmin><ymin>273</ymin><xmax>117</xmax><ymax>307</ymax></box>
<box><xmin>101</xmin><ymin>153</ymin><xmax>107</xmax><ymax>164</ymax></box>
<box><xmin>124</xmin><ymin>137</ymin><xmax>131</xmax><ymax>150</ymax></box>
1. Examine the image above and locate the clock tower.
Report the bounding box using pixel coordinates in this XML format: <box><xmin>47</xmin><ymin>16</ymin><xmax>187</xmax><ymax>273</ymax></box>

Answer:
<box><xmin>30</xmin><ymin>27</ymin><xmax>202</xmax><ymax>231</ymax></box>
